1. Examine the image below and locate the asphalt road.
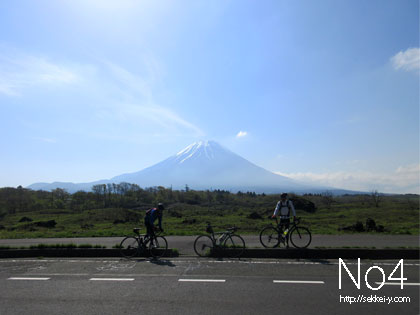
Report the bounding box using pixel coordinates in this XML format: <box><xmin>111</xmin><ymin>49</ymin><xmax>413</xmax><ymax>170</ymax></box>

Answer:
<box><xmin>1</xmin><ymin>235</ymin><xmax>419</xmax><ymax>255</ymax></box>
<box><xmin>0</xmin><ymin>257</ymin><xmax>418</xmax><ymax>315</ymax></box>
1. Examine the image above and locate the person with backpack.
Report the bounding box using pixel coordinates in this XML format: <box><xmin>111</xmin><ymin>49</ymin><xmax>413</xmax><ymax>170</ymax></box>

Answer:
<box><xmin>271</xmin><ymin>193</ymin><xmax>296</xmax><ymax>233</ymax></box>
<box><xmin>144</xmin><ymin>203</ymin><xmax>164</xmax><ymax>240</ymax></box>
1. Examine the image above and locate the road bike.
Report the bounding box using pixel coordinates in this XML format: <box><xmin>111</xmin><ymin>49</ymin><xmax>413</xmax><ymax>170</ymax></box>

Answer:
<box><xmin>259</xmin><ymin>217</ymin><xmax>311</xmax><ymax>249</ymax></box>
<box><xmin>119</xmin><ymin>227</ymin><xmax>168</xmax><ymax>259</ymax></box>
<box><xmin>194</xmin><ymin>223</ymin><xmax>245</xmax><ymax>258</ymax></box>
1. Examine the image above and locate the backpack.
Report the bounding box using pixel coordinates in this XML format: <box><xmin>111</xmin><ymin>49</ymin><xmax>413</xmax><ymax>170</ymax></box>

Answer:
<box><xmin>145</xmin><ymin>208</ymin><xmax>155</xmax><ymax>217</ymax></box>
<box><xmin>279</xmin><ymin>200</ymin><xmax>291</xmax><ymax>215</ymax></box>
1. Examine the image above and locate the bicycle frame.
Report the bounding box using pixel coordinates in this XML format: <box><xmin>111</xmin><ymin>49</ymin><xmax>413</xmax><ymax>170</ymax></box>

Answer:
<box><xmin>120</xmin><ymin>227</ymin><xmax>168</xmax><ymax>259</ymax></box>
<box><xmin>259</xmin><ymin>216</ymin><xmax>311</xmax><ymax>249</ymax></box>
<box><xmin>273</xmin><ymin>217</ymin><xmax>299</xmax><ymax>232</ymax></box>
<box><xmin>194</xmin><ymin>224</ymin><xmax>245</xmax><ymax>258</ymax></box>
<box><xmin>269</xmin><ymin>217</ymin><xmax>300</xmax><ymax>246</ymax></box>
<box><xmin>206</xmin><ymin>224</ymin><xmax>237</xmax><ymax>247</ymax></box>
<box><xmin>134</xmin><ymin>227</ymin><xmax>163</xmax><ymax>244</ymax></box>
<box><xmin>132</xmin><ymin>229</ymin><xmax>149</xmax><ymax>246</ymax></box>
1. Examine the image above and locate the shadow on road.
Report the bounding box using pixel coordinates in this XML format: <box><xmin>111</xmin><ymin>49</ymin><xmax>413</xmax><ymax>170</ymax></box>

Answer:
<box><xmin>149</xmin><ymin>258</ymin><xmax>177</xmax><ymax>267</ymax></box>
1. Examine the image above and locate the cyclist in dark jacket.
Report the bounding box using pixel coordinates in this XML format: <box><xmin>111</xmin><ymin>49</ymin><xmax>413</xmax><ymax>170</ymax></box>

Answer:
<box><xmin>144</xmin><ymin>203</ymin><xmax>164</xmax><ymax>239</ymax></box>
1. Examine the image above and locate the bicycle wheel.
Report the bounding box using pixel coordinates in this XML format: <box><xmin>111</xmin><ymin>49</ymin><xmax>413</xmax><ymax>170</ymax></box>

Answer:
<box><xmin>289</xmin><ymin>226</ymin><xmax>312</xmax><ymax>248</ymax></box>
<box><xmin>119</xmin><ymin>237</ymin><xmax>139</xmax><ymax>258</ymax></box>
<box><xmin>259</xmin><ymin>226</ymin><xmax>281</xmax><ymax>248</ymax></box>
<box><xmin>223</xmin><ymin>234</ymin><xmax>245</xmax><ymax>258</ymax></box>
<box><xmin>149</xmin><ymin>235</ymin><xmax>168</xmax><ymax>258</ymax></box>
<box><xmin>193</xmin><ymin>235</ymin><xmax>214</xmax><ymax>257</ymax></box>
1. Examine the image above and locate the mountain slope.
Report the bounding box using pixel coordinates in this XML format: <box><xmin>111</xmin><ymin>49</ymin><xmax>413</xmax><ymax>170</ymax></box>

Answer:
<box><xmin>28</xmin><ymin>140</ymin><xmax>333</xmax><ymax>193</ymax></box>
<box><xmin>112</xmin><ymin>140</ymin><xmax>323</xmax><ymax>192</ymax></box>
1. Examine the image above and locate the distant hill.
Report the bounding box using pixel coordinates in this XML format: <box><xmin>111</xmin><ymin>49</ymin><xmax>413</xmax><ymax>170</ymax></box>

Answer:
<box><xmin>27</xmin><ymin>140</ymin><xmax>357</xmax><ymax>194</ymax></box>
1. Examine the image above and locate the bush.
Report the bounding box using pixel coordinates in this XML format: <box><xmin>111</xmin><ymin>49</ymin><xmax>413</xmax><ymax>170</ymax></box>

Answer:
<box><xmin>182</xmin><ymin>219</ymin><xmax>197</xmax><ymax>224</ymax></box>
<box><xmin>376</xmin><ymin>225</ymin><xmax>385</xmax><ymax>232</ymax></box>
<box><xmin>340</xmin><ymin>221</ymin><xmax>365</xmax><ymax>232</ymax></box>
<box><xmin>81</xmin><ymin>224</ymin><xmax>94</xmax><ymax>229</ymax></box>
<box><xmin>248</xmin><ymin>212</ymin><xmax>263</xmax><ymax>220</ymax></box>
<box><xmin>170</xmin><ymin>211</ymin><xmax>183</xmax><ymax>218</ymax></box>
<box><xmin>290</xmin><ymin>197</ymin><xmax>316</xmax><ymax>213</ymax></box>
<box><xmin>35</xmin><ymin>220</ymin><xmax>57</xmax><ymax>228</ymax></box>
<box><xmin>19</xmin><ymin>217</ymin><xmax>33</xmax><ymax>222</ymax></box>
<box><xmin>366</xmin><ymin>218</ymin><xmax>376</xmax><ymax>231</ymax></box>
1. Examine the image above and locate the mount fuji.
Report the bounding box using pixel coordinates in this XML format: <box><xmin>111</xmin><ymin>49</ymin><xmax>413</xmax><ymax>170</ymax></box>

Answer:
<box><xmin>28</xmin><ymin>140</ymin><xmax>333</xmax><ymax>193</ymax></box>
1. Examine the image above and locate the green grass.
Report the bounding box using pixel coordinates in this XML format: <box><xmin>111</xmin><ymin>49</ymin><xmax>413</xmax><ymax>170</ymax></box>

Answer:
<box><xmin>0</xmin><ymin>243</ymin><xmax>108</xmax><ymax>250</ymax></box>
<box><xmin>0</xmin><ymin>195</ymin><xmax>418</xmax><ymax>238</ymax></box>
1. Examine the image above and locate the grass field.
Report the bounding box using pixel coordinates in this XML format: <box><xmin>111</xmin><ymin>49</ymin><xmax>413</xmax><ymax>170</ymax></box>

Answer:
<box><xmin>0</xmin><ymin>194</ymin><xmax>418</xmax><ymax>238</ymax></box>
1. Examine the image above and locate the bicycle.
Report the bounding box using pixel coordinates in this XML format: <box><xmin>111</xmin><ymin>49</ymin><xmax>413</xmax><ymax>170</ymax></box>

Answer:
<box><xmin>193</xmin><ymin>222</ymin><xmax>245</xmax><ymax>258</ymax></box>
<box><xmin>259</xmin><ymin>217</ymin><xmax>311</xmax><ymax>249</ymax></box>
<box><xmin>119</xmin><ymin>227</ymin><xmax>168</xmax><ymax>259</ymax></box>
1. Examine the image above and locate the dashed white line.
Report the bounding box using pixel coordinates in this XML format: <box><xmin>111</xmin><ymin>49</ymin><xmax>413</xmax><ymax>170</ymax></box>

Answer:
<box><xmin>8</xmin><ymin>277</ymin><xmax>50</xmax><ymax>281</ymax></box>
<box><xmin>273</xmin><ymin>280</ymin><xmax>325</xmax><ymax>284</ymax></box>
<box><xmin>89</xmin><ymin>278</ymin><xmax>135</xmax><ymax>281</ymax></box>
<box><xmin>178</xmin><ymin>279</ymin><xmax>226</xmax><ymax>283</ymax></box>
<box><xmin>376</xmin><ymin>282</ymin><xmax>420</xmax><ymax>286</ymax></box>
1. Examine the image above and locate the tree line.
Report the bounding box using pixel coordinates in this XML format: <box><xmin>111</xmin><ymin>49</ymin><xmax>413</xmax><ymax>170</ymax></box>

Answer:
<box><xmin>0</xmin><ymin>183</ymin><xmax>288</xmax><ymax>215</ymax></box>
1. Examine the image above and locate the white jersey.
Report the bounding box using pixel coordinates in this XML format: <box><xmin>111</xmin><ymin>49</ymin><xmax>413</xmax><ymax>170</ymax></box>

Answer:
<box><xmin>273</xmin><ymin>200</ymin><xmax>296</xmax><ymax>218</ymax></box>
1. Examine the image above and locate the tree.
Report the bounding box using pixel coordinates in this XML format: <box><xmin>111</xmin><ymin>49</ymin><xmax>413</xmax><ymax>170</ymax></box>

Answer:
<box><xmin>92</xmin><ymin>184</ymin><xmax>106</xmax><ymax>207</ymax></box>
<box><xmin>321</xmin><ymin>191</ymin><xmax>334</xmax><ymax>210</ymax></box>
<box><xmin>371</xmin><ymin>190</ymin><xmax>381</xmax><ymax>208</ymax></box>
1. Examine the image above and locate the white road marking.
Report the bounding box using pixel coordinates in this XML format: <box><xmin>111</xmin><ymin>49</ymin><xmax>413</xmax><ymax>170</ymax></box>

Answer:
<box><xmin>8</xmin><ymin>277</ymin><xmax>50</xmax><ymax>281</ymax></box>
<box><xmin>26</xmin><ymin>273</ymin><xmax>90</xmax><ymax>276</ymax></box>
<box><xmin>273</xmin><ymin>280</ymin><xmax>324</xmax><ymax>284</ymax></box>
<box><xmin>178</xmin><ymin>279</ymin><xmax>226</xmax><ymax>283</ymax></box>
<box><xmin>376</xmin><ymin>282</ymin><xmax>420</xmax><ymax>286</ymax></box>
<box><xmin>89</xmin><ymin>278</ymin><xmax>135</xmax><ymax>281</ymax></box>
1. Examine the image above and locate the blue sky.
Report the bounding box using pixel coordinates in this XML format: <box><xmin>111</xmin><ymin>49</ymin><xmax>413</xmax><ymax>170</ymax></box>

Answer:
<box><xmin>0</xmin><ymin>0</ymin><xmax>418</xmax><ymax>194</ymax></box>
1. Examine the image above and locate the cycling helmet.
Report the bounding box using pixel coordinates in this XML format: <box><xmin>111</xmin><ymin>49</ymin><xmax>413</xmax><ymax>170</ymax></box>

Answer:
<box><xmin>157</xmin><ymin>203</ymin><xmax>165</xmax><ymax>210</ymax></box>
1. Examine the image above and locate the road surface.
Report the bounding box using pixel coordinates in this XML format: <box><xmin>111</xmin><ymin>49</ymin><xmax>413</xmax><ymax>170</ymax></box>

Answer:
<box><xmin>0</xmin><ymin>257</ymin><xmax>418</xmax><ymax>314</ymax></box>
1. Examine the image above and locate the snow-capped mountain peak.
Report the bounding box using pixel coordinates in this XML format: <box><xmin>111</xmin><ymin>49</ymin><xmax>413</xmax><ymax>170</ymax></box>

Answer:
<box><xmin>175</xmin><ymin>140</ymin><xmax>217</xmax><ymax>164</ymax></box>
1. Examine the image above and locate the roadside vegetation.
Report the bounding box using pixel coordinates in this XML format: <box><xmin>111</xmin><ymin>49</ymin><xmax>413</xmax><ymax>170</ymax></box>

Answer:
<box><xmin>0</xmin><ymin>185</ymin><xmax>418</xmax><ymax>238</ymax></box>
<box><xmin>0</xmin><ymin>244</ymin><xmax>106</xmax><ymax>250</ymax></box>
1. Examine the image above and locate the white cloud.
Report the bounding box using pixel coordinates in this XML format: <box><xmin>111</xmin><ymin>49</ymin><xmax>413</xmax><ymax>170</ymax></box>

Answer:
<box><xmin>103</xmin><ymin>103</ymin><xmax>205</xmax><ymax>137</ymax></box>
<box><xmin>275</xmin><ymin>164</ymin><xmax>420</xmax><ymax>194</ymax></box>
<box><xmin>0</xmin><ymin>48</ymin><xmax>204</xmax><ymax>140</ymax></box>
<box><xmin>0</xmin><ymin>53</ymin><xmax>80</xmax><ymax>96</ymax></box>
<box><xmin>236</xmin><ymin>131</ymin><xmax>248</xmax><ymax>138</ymax></box>
<box><xmin>103</xmin><ymin>60</ymin><xmax>154</xmax><ymax>103</ymax></box>
<box><xmin>31</xmin><ymin>137</ymin><xmax>57</xmax><ymax>143</ymax></box>
<box><xmin>391</xmin><ymin>48</ymin><xmax>420</xmax><ymax>72</ymax></box>
<box><xmin>94</xmin><ymin>60</ymin><xmax>204</xmax><ymax>138</ymax></box>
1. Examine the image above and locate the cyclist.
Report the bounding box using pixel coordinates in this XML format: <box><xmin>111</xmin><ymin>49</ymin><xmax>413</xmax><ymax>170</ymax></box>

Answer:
<box><xmin>144</xmin><ymin>203</ymin><xmax>164</xmax><ymax>242</ymax></box>
<box><xmin>271</xmin><ymin>193</ymin><xmax>296</xmax><ymax>245</ymax></box>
